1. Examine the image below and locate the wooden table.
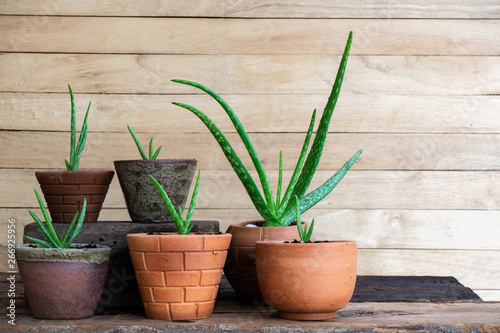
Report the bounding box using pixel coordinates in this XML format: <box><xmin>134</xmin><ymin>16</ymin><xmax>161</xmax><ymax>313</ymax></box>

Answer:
<box><xmin>2</xmin><ymin>273</ymin><xmax>500</xmax><ymax>332</ymax></box>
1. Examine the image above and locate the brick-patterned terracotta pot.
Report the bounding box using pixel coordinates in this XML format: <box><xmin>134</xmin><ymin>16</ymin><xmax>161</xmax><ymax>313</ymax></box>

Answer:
<box><xmin>35</xmin><ymin>170</ymin><xmax>114</xmax><ymax>223</ymax></box>
<box><xmin>223</xmin><ymin>221</ymin><xmax>310</xmax><ymax>304</ymax></box>
<box><xmin>127</xmin><ymin>232</ymin><xmax>231</xmax><ymax>320</ymax></box>
<box><xmin>15</xmin><ymin>244</ymin><xmax>111</xmax><ymax>319</ymax></box>
<box><xmin>256</xmin><ymin>240</ymin><xmax>357</xmax><ymax>320</ymax></box>
<box><xmin>114</xmin><ymin>159</ymin><xmax>197</xmax><ymax>223</ymax></box>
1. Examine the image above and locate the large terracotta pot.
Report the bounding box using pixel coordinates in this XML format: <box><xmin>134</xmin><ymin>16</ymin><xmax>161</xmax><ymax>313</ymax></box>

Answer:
<box><xmin>114</xmin><ymin>159</ymin><xmax>197</xmax><ymax>223</ymax></box>
<box><xmin>15</xmin><ymin>244</ymin><xmax>111</xmax><ymax>319</ymax></box>
<box><xmin>127</xmin><ymin>232</ymin><xmax>231</xmax><ymax>320</ymax></box>
<box><xmin>256</xmin><ymin>240</ymin><xmax>357</xmax><ymax>320</ymax></box>
<box><xmin>35</xmin><ymin>170</ymin><xmax>114</xmax><ymax>223</ymax></box>
<box><xmin>223</xmin><ymin>221</ymin><xmax>309</xmax><ymax>304</ymax></box>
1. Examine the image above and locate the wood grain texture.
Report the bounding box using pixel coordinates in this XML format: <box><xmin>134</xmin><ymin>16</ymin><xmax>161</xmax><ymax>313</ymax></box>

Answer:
<box><xmin>3</xmin><ymin>16</ymin><xmax>498</xmax><ymax>56</ymax></box>
<box><xmin>1</xmin><ymin>0</ymin><xmax>499</xmax><ymax>18</ymax></box>
<box><xmin>1</xmin><ymin>1</ymin><xmax>499</xmax><ymax>301</ymax></box>
<box><xmin>2</xmin><ymin>93</ymin><xmax>498</xmax><ymax>134</ymax></box>
<box><xmin>2</xmin><ymin>169</ymin><xmax>499</xmax><ymax>210</ymax></box>
<box><xmin>1</xmin><ymin>54</ymin><xmax>498</xmax><ymax>95</ymax></box>
<box><xmin>2</xmin><ymin>131</ymin><xmax>500</xmax><ymax>171</ymax></box>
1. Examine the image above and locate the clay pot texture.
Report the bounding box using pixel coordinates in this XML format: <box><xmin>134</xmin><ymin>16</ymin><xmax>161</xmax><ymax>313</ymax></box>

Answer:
<box><xmin>35</xmin><ymin>170</ymin><xmax>114</xmax><ymax>223</ymax></box>
<box><xmin>224</xmin><ymin>221</ymin><xmax>310</xmax><ymax>304</ymax></box>
<box><xmin>15</xmin><ymin>244</ymin><xmax>111</xmax><ymax>319</ymax></box>
<box><xmin>256</xmin><ymin>240</ymin><xmax>357</xmax><ymax>320</ymax></box>
<box><xmin>114</xmin><ymin>159</ymin><xmax>197</xmax><ymax>223</ymax></box>
<box><xmin>127</xmin><ymin>232</ymin><xmax>231</xmax><ymax>320</ymax></box>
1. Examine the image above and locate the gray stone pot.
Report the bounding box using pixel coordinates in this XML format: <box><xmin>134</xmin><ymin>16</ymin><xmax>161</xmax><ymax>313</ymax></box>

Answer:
<box><xmin>16</xmin><ymin>244</ymin><xmax>111</xmax><ymax>319</ymax></box>
<box><xmin>114</xmin><ymin>159</ymin><xmax>197</xmax><ymax>223</ymax></box>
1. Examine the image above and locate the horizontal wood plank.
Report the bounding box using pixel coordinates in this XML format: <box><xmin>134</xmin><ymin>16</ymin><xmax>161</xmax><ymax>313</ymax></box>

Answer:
<box><xmin>1</xmin><ymin>54</ymin><xmax>498</xmax><ymax>95</ymax></box>
<box><xmin>2</xmin><ymin>17</ymin><xmax>498</xmax><ymax>56</ymax></box>
<box><xmin>1</xmin><ymin>0</ymin><xmax>498</xmax><ymax>18</ymax></box>
<box><xmin>2</xmin><ymin>131</ymin><xmax>500</xmax><ymax>171</ymax></box>
<box><xmin>5</xmin><ymin>208</ymin><xmax>499</xmax><ymax>250</ymax></box>
<box><xmin>2</xmin><ymin>169</ymin><xmax>499</xmax><ymax>210</ymax></box>
<box><xmin>2</xmin><ymin>93</ymin><xmax>498</xmax><ymax>134</ymax></box>
<box><xmin>357</xmin><ymin>249</ymin><xmax>500</xmax><ymax>290</ymax></box>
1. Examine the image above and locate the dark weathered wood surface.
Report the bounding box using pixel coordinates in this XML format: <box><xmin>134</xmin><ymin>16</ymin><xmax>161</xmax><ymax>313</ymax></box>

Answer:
<box><xmin>1</xmin><ymin>272</ymin><xmax>499</xmax><ymax>332</ymax></box>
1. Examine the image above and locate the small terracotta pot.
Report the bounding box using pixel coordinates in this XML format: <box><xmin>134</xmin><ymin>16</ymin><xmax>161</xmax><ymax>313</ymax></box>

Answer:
<box><xmin>15</xmin><ymin>244</ymin><xmax>111</xmax><ymax>319</ymax></box>
<box><xmin>224</xmin><ymin>221</ymin><xmax>310</xmax><ymax>304</ymax></box>
<box><xmin>127</xmin><ymin>232</ymin><xmax>231</xmax><ymax>320</ymax></box>
<box><xmin>35</xmin><ymin>170</ymin><xmax>114</xmax><ymax>223</ymax></box>
<box><xmin>114</xmin><ymin>159</ymin><xmax>197</xmax><ymax>223</ymax></box>
<box><xmin>256</xmin><ymin>240</ymin><xmax>357</xmax><ymax>320</ymax></box>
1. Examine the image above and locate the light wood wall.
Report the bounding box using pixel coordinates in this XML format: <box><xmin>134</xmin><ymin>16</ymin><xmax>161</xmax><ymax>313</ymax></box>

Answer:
<box><xmin>1</xmin><ymin>1</ymin><xmax>499</xmax><ymax>300</ymax></box>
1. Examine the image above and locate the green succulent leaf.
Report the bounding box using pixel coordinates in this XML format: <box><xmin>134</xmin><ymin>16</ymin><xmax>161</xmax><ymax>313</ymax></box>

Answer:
<box><xmin>171</xmin><ymin>101</ymin><xmax>278</xmax><ymax>225</ymax></box>
<box><xmin>66</xmin><ymin>85</ymin><xmax>90</xmax><ymax>171</ymax></box>
<box><xmin>172</xmin><ymin>79</ymin><xmax>276</xmax><ymax>214</ymax></box>
<box><xmin>127</xmin><ymin>125</ymin><xmax>148</xmax><ymax>159</ymax></box>
<box><xmin>291</xmin><ymin>31</ymin><xmax>353</xmax><ymax>201</ymax></box>
<box><xmin>283</xmin><ymin>149</ymin><xmax>362</xmax><ymax>225</ymax></box>
<box><xmin>185</xmin><ymin>170</ymin><xmax>201</xmax><ymax>225</ymax></box>
<box><xmin>27</xmin><ymin>189</ymin><xmax>86</xmax><ymax>248</ymax></box>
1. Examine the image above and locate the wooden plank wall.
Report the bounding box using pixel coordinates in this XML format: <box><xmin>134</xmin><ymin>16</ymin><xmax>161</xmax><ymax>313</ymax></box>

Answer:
<box><xmin>1</xmin><ymin>1</ymin><xmax>499</xmax><ymax>300</ymax></box>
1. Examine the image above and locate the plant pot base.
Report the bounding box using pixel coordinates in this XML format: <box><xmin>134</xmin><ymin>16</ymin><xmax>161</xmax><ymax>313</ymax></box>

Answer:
<box><xmin>278</xmin><ymin>311</ymin><xmax>336</xmax><ymax>321</ymax></box>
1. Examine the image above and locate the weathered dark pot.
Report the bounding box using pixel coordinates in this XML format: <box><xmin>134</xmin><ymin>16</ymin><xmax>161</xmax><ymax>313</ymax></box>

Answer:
<box><xmin>35</xmin><ymin>170</ymin><xmax>114</xmax><ymax>223</ymax></box>
<box><xmin>15</xmin><ymin>244</ymin><xmax>111</xmax><ymax>319</ymax></box>
<box><xmin>224</xmin><ymin>221</ymin><xmax>310</xmax><ymax>304</ymax></box>
<box><xmin>114</xmin><ymin>159</ymin><xmax>197</xmax><ymax>223</ymax></box>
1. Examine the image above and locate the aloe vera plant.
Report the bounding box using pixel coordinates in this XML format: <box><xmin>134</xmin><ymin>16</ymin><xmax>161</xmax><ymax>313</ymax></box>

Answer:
<box><xmin>172</xmin><ymin>32</ymin><xmax>361</xmax><ymax>227</ymax></box>
<box><xmin>149</xmin><ymin>171</ymin><xmax>201</xmax><ymax>234</ymax></box>
<box><xmin>25</xmin><ymin>189</ymin><xmax>87</xmax><ymax>248</ymax></box>
<box><xmin>65</xmin><ymin>84</ymin><xmax>91</xmax><ymax>171</ymax></box>
<box><xmin>127</xmin><ymin>124</ymin><xmax>162</xmax><ymax>159</ymax></box>
<box><xmin>295</xmin><ymin>196</ymin><xmax>314</xmax><ymax>242</ymax></box>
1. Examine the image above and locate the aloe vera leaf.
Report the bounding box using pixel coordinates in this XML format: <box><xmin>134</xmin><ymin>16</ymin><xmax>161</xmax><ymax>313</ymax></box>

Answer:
<box><xmin>283</xmin><ymin>149</ymin><xmax>362</xmax><ymax>225</ymax></box>
<box><xmin>33</xmin><ymin>189</ymin><xmax>61</xmax><ymax>247</ymax></box>
<box><xmin>277</xmin><ymin>108</ymin><xmax>316</xmax><ymax>216</ymax></box>
<box><xmin>149</xmin><ymin>175</ymin><xmax>186</xmax><ymax>233</ymax></box>
<box><xmin>60</xmin><ymin>210</ymin><xmax>79</xmax><ymax>246</ymax></box>
<box><xmin>152</xmin><ymin>146</ymin><xmax>162</xmax><ymax>159</ymax></box>
<box><xmin>291</xmin><ymin>32</ymin><xmax>353</xmax><ymax>201</ymax></box>
<box><xmin>65</xmin><ymin>198</ymin><xmax>86</xmax><ymax>247</ymax></box>
<box><xmin>172</xmin><ymin>79</ymin><xmax>276</xmax><ymax>214</ymax></box>
<box><xmin>65</xmin><ymin>159</ymin><xmax>72</xmax><ymax>171</ymax></box>
<box><xmin>72</xmin><ymin>100</ymin><xmax>91</xmax><ymax>170</ymax></box>
<box><xmin>127</xmin><ymin>125</ymin><xmax>148</xmax><ymax>160</ymax></box>
<box><xmin>172</xmin><ymin>101</ymin><xmax>278</xmax><ymax>224</ymax></box>
<box><xmin>25</xmin><ymin>236</ymin><xmax>53</xmax><ymax>249</ymax></box>
<box><xmin>306</xmin><ymin>218</ymin><xmax>315</xmax><ymax>242</ymax></box>
<box><xmin>148</xmin><ymin>138</ymin><xmax>154</xmax><ymax>159</ymax></box>
<box><xmin>185</xmin><ymin>171</ymin><xmax>201</xmax><ymax>225</ymax></box>
<box><xmin>68</xmin><ymin>84</ymin><xmax>76</xmax><ymax>170</ymax></box>
<box><xmin>295</xmin><ymin>197</ymin><xmax>305</xmax><ymax>241</ymax></box>
<box><xmin>28</xmin><ymin>210</ymin><xmax>59</xmax><ymax>247</ymax></box>
<box><xmin>276</xmin><ymin>151</ymin><xmax>283</xmax><ymax>208</ymax></box>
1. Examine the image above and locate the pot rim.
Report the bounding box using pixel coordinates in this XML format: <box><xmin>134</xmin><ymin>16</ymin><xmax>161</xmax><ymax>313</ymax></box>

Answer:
<box><xmin>255</xmin><ymin>240</ymin><xmax>357</xmax><ymax>246</ymax></box>
<box><xmin>229</xmin><ymin>220</ymin><xmax>303</xmax><ymax>229</ymax></box>
<box><xmin>35</xmin><ymin>170</ymin><xmax>115</xmax><ymax>174</ymax></box>
<box><xmin>113</xmin><ymin>158</ymin><xmax>197</xmax><ymax>165</ymax></box>
<box><xmin>15</xmin><ymin>244</ymin><xmax>111</xmax><ymax>264</ymax></box>
<box><xmin>127</xmin><ymin>232</ymin><xmax>229</xmax><ymax>237</ymax></box>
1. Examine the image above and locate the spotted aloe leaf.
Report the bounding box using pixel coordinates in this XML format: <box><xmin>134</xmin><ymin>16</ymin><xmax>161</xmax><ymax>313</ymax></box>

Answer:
<box><xmin>171</xmin><ymin>101</ymin><xmax>278</xmax><ymax>225</ymax></box>
<box><xmin>172</xmin><ymin>31</ymin><xmax>360</xmax><ymax>227</ymax></box>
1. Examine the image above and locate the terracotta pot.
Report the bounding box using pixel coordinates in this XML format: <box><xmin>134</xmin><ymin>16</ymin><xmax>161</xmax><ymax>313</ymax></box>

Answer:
<box><xmin>114</xmin><ymin>159</ymin><xmax>197</xmax><ymax>223</ymax></box>
<box><xmin>256</xmin><ymin>240</ymin><xmax>357</xmax><ymax>320</ymax></box>
<box><xmin>35</xmin><ymin>170</ymin><xmax>114</xmax><ymax>223</ymax></box>
<box><xmin>127</xmin><ymin>232</ymin><xmax>231</xmax><ymax>320</ymax></box>
<box><xmin>15</xmin><ymin>244</ymin><xmax>111</xmax><ymax>319</ymax></box>
<box><xmin>223</xmin><ymin>221</ymin><xmax>310</xmax><ymax>304</ymax></box>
